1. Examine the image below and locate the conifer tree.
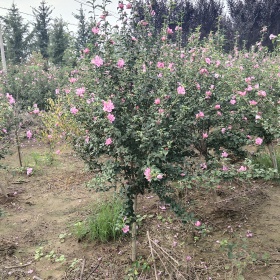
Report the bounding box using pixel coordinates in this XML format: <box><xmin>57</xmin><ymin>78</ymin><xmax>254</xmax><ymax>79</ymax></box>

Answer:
<box><xmin>32</xmin><ymin>0</ymin><xmax>53</xmax><ymax>59</ymax></box>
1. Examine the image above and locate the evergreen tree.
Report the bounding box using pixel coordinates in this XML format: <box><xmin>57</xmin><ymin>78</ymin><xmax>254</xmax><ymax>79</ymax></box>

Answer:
<box><xmin>131</xmin><ymin>0</ymin><xmax>224</xmax><ymax>45</ymax></box>
<box><xmin>2</xmin><ymin>3</ymin><xmax>32</xmax><ymax>63</ymax></box>
<box><xmin>226</xmin><ymin>0</ymin><xmax>276</xmax><ymax>49</ymax></box>
<box><xmin>193</xmin><ymin>0</ymin><xmax>224</xmax><ymax>39</ymax></box>
<box><xmin>32</xmin><ymin>0</ymin><xmax>53</xmax><ymax>59</ymax></box>
<box><xmin>73</xmin><ymin>5</ymin><xmax>89</xmax><ymax>52</ymax></box>
<box><xmin>49</xmin><ymin>18</ymin><xmax>69</xmax><ymax>65</ymax></box>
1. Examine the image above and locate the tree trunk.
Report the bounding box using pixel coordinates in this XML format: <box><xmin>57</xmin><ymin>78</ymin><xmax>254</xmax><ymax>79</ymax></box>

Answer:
<box><xmin>267</xmin><ymin>142</ymin><xmax>278</xmax><ymax>173</ymax></box>
<box><xmin>15</xmin><ymin>127</ymin><xmax>22</xmax><ymax>167</ymax></box>
<box><xmin>131</xmin><ymin>195</ymin><xmax>137</xmax><ymax>262</ymax></box>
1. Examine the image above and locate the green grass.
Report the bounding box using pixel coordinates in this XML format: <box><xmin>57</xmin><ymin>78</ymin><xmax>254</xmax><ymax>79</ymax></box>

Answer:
<box><xmin>253</xmin><ymin>149</ymin><xmax>280</xmax><ymax>173</ymax></box>
<box><xmin>73</xmin><ymin>198</ymin><xmax>124</xmax><ymax>242</ymax></box>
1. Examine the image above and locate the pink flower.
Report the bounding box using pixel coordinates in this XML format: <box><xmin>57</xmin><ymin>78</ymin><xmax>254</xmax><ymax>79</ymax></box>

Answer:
<box><xmin>55</xmin><ymin>88</ymin><xmax>60</xmax><ymax>94</ymax></box>
<box><xmin>55</xmin><ymin>150</ymin><xmax>61</xmax><ymax>155</ymax></box>
<box><xmin>76</xmin><ymin>87</ymin><xmax>85</xmax><ymax>97</ymax></box>
<box><xmin>70</xmin><ymin>107</ymin><xmax>79</xmax><ymax>115</ymax></box>
<box><xmin>69</xmin><ymin>77</ymin><xmax>77</xmax><ymax>83</ymax></box>
<box><xmin>157</xmin><ymin>174</ymin><xmax>163</xmax><ymax>180</ymax></box>
<box><xmin>92</xmin><ymin>26</ymin><xmax>99</xmax><ymax>34</ymax></box>
<box><xmin>157</xmin><ymin>62</ymin><xmax>165</xmax><ymax>68</ymax></box>
<box><xmin>158</xmin><ymin>108</ymin><xmax>164</xmax><ymax>114</ymax></box>
<box><xmin>196</xmin><ymin>111</ymin><xmax>205</xmax><ymax>119</ymax></box>
<box><xmin>83</xmin><ymin>48</ymin><xmax>90</xmax><ymax>54</ymax></box>
<box><xmin>258</xmin><ymin>90</ymin><xmax>267</xmax><ymax>97</ymax></box>
<box><xmin>177</xmin><ymin>85</ymin><xmax>185</xmax><ymax>95</ymax></box>
<box><xmin>118</xmin><ymin>2</ymin><xmax>124</xmax><ymax>9</ymax></box>
<box><xmin>166</xmin><ymin>27</ymin><xmax>173</xmax><ymax>34</ymax></box>
<box><xmin>105</xmin><ymin>138</ymin><xmax>112</xmax><ymax>146</ymax></box>
<box><xmin>249</xmin><ymin>100</ymin><xmax>257</xmax><ymax>105</ymax></box>
<box><xmin>33</xmin><ymin>108</ymin><xmax>40</xmax><ymax>114</ymax></box>
<box><xmin>195</xmin><ymin>221</ymin><xmax>201</xmax><ymax>227</ymax></box>
<box><xmin>6</xmin><ymin>93</ymin><xmax>15</xmax><ymax>104</ymax></box>
<box><xmin>205</xmin><ymin>57</ymin><xmax>211</xmax><ymax>64</ymax></box>
<box><xmin>26</xmin><ymin>130</ymin><xmax>32</xmax><ymax>140</ymax></box>
<box><xmin>154</xmin><ymin>98</ymin><xmax>161</xmax><ymax>105</ymax></box>
<box><xmin>131</xmin><ymin>36</ymin><xmax>137</xmax><ymax>41</ymax></box>
<box><xmin>238</xmin><ymin>91</ymin><xmax>246</xmax><ymax>96</ymax></box>
<box><xmin>144</xmin><ymin>167</ymin><xmax>152</xmax><ymax>182</ymax></box>
<box><xmin>238</xmin><ymin>166</ymin><xmax>247</xmax><ymax>172</ymax></box>
<box><xmin>199</xmin><ymin>68</ymin><xmax>209</xmax><ymax>75</ymax></box>
<box><xmin>246</xmin><ymin>230</ymin><xmax>253</xmax><ymax>238</ymax></box>
<box><xmin>222</xmin><ymin>165</ymin><xmax>228</xmax><ymax>171</ymax></box>
<box><xmin>186</xmin><ymin>256</ymin><xmax>192</xmax><ymax>261</ymax></box>
<box><xmin>255</xmin><ymin>137</ymin><xmax>263</xmax><ymax>145</ymax></box>
<box><xmin>214</xmin><ymin>104</ymin><xmax>220</xmax><ymax>110</ymax></box>
<box><xmin>91</xmin><ymin>55</ymin><xmax>103</xmax><ymax>67</ymax></box>
<box><xmin>230</xmin><ymin>99</ymin><xmax>236</xmax><ymax>105</ymax></box>
<box><xmin>103</xmin><ymin>100</ymin><xmax>114</xmax><ymax>112</ymax></box>
<box><xmin>117</xmin><ymin>59</ymin><xmax>125</xmax><ymax>68</ymax></box>
<box><xmin>126</xmin><ymin>3</ymin><xmax>132</xmax><ymax>9</ymax></box>
<box><xmin>26</xmin><ymin>167</ymin><xmax>33</xmax><ymax>176</ymax></box>
<box><xmin>221</xmin><ymin>128</ymin><xmax>226</xmax><ymax>134</ymax></box>
<box><xmin>122</xmin><ymin>225</ymin><xmax>129</xmax><ymax>233</ymax></box>
<box><xmin>200</xmin><ymin>163</ymin><xmax>207</xmax><ymax>169</ymax></box>
<box><xmin>151</xmin><ymin>10</ymin><xmax>156</xmax><ymax>16</ymax></box>
<box><xmin>221</xmin><ymin>151</ymin><xmax>228</xmax><ymax>158</ymax></box>
<box><xmin>107</xmin><ymin>113</ymin><xmax>115</xmax><ymax>123</ymax></box>
<box><xmin>202</xmin><ymin>133</ymin><xmax>208</xmax><ymax>139</ymax></box>
<box><xmin>269</xmin><ymin>34</ymin><xmax>277</xmax><ymax>40</ymax></box>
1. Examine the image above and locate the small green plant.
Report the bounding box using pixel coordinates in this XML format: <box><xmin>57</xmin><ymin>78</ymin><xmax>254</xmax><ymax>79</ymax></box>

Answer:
<box><xmin>34</xmin><ymin>246</ymin><xmax>44</xmax><ymax>260</ymax></box>
<box><xmin>125</xmin><ymin>256</ymin><xmax>151</xmax><ymax>280</ymax></box>
<box><xmin>253</xmin><ymin>149</ymin><xmax>280</xmax><ymax>173</ymax></box>
<box><xmin>0</xmin><ymin>208</ymin><xmax>4</xmax><ymax>217</ymax></box>
<box><xmin>45</xmin><ymin>250</ymin><xmax>66</xmax><ymax>262</ymax></box>
<box><xmin>73</xmin><ymin>198</ymin><xmax>124</xmax><ymax>242</ymax></box>
<box><xmin>58</xmin><ymin>232</ymin><xmax>71</xmax><ymax>243</ymax></box>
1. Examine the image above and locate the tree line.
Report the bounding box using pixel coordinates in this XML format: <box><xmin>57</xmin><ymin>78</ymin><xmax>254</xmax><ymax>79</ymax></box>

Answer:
<box><xmin>1</xmin><ymin>0</ymin><xmax>280</xmax><ymax>66</ymax></box>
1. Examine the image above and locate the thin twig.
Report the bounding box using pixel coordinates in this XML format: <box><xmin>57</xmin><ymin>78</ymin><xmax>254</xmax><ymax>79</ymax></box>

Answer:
<box><xmin>33</xmin><ymin>276</ymin><xmax>43</xmax><ymax>280</ymax></box>
<box><xmin>80</xmin><ymin>257</ymin><xmax>86</xmax><ymax>280</ymax></box>
<box><xmin>85</xmin><ymin>262</ymin><xmax>100</xmax><ymax>280</ymax></box>
<box><xmin>147</xmin><ymin>231</ymin><xmax>159</xmax><ymax>280</ymax></box>
<box><xmin>150</xmin><ymin>239</ymin><xmax>179</xmax><ymax>266</ymax></box>
<box><xmin>5</xmin><ymin>261</ymin><xmax>33</xmax><ymax>269</ymax></box>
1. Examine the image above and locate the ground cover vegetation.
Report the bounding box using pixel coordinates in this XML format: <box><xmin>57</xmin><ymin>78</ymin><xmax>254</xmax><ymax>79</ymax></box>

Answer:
<box><xmin>1</xmin><ymin>0</ymin><xmax>280</xmax><ymax>279</ymax></box>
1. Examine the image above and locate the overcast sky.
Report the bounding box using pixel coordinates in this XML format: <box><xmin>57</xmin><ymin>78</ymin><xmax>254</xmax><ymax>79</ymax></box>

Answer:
<box><xmin>0</xmin><ymin>0</ymin><xmax>228</xmax><ymax>33</ymax></box>
<box><xmin>0</xmin><ymin>0</ymin><xmax>120</xmax><ymax>33</ymax></box>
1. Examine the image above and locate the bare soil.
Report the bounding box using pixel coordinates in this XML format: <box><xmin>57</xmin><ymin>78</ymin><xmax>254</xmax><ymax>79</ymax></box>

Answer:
<box><xmin>0</xmin><ymin>141</ymin><xmax>280</xmax><ymax>280</ymax></box>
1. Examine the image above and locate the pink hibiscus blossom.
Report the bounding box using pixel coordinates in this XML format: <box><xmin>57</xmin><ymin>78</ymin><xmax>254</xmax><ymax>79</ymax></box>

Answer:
<box><xmin>177</xmin><ymin>85</ymin><xmax>186</xmax><ymax>95</ymax></box>
<box><xmin>107</xmin><ymin>113</ymin><xmax>115</xmax><ymax>123</ymax></box>
<box><xmin>144</xmin><ymin>167</ymin><xmax>152</xmax><ymax>182</ymax></box>
<box><xmin>26</xmin><ymin>130</ymin><xmax>32</xmax><ymax>140</ymax></box>
<box><xmin>91</xmin><ymin>55</ymin><xmax>103</xmax><ymax>67</ymax></box>
<box><xmin>255</xmin><ymin>137</ymin><xmax>263</xmax><ymax>145</ymax></box>
<box><xmin>103</xmin><ymin>100</ymin><xmax>115</xmax><ymax>112</ymax></box>
<box><xmin>105</xmin><ymin>138</ymin><xmax>112</xmax><ymax>146</ymax></box>
<box><xmin>117</xmin><ymin>59</ymin><xmax>125</xmax><ymax>68</ymax></box>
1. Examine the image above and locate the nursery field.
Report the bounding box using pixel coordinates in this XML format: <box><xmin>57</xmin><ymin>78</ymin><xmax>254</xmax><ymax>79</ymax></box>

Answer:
<box><xmin>0</xmin><ymin>141</ymin><xmax>280</xmax><ymax>280</ymax></box>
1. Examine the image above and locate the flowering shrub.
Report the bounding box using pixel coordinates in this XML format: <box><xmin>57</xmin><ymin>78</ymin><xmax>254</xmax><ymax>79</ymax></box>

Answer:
<box><xmin>0</xmin><ymin>92</ymin><xmax>14</xmax><ymax>160</ymax></box>
<box><xmin>46</xmin><ymin>1</ymin><xmax>280</xmax><ymax>259</ymax></box>
<box><xmin>0</xmin><ymin>53</ymin><xmax>69</xmax><ymax>110</ymax></box>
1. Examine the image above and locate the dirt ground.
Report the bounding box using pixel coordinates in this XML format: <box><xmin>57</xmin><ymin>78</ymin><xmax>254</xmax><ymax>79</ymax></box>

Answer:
<box><xmin>0</xmin><ymin>141</ymin><xmax>280</xmax><ymax>280</ymax></box>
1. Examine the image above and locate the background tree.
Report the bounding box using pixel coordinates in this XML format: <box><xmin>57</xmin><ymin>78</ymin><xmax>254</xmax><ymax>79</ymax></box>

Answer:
<box><xmin>2</xmin><ymin>3</ymin><xmax>33</xmax><ymax>63</ymax></box>
<box><xmin>32</xmin><ymin>0</ymin><xmax>53</xmax><ymax>59</ymax></box>
<box><xmin>48</xmin><ymin>18</ymin><xmax>69</xmax><ymax>65</ymax></box>
<box><xmin>73</xmin><ymin>4</ymin><xmax>89</xmax><ymax>52</ymax></box>
<box><xmin>226</xmin><ymin>0</ymin><xmax>280</xmax><ymax>49</ymax></box>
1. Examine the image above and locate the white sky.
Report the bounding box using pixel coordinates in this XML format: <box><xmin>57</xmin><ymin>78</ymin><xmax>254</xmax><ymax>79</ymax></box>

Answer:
<box><xmin>0</xmin><ymin>0</ymin><xmax>120</xmax><ymax>33</ymax></box>
<box><xmin>0</xmin><ymin>0</ymin><xmax>228</xmax><ymax>34</ymax></box>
